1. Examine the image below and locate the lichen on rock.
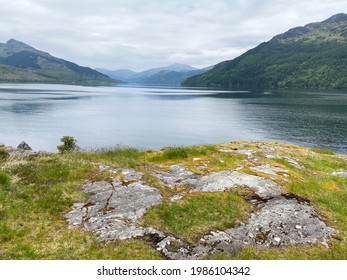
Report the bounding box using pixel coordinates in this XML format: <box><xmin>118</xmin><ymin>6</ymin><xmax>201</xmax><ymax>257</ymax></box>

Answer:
<box><xmin>66</xmin><ymin>168</ymin><xmax>163</xmax><ymax>241</ymax></box>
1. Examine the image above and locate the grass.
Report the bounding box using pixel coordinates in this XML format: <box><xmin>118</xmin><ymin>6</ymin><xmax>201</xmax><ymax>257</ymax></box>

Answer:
<box><xmin>0</xmin><ymin>172</ymin><xmax>10</xmax><ymax>186</ymax></box>
<box><xmin>311</xmin><ymin>147</ymin><xmax>335</xmax><ymax>155</ymax></box>
<box><xmin>77</xmin><ymin>146</ymin><xmax>145</xmax><ymax>169</ymax></box>
<box><xmin>0</xmin><ymin>141</ymin><xmax>346</xmax><ymax>259</ymax></box>
<box><xmin>148</xmin><ymin>145</ymin><xmax>218</xmax><ymax>163</ymax></box>
<box><xmin>0</xmin><ymin>149</ymin><xmax>162</xmax><ymax>259</ymax></box>
<box><xmin>0</xmin><ymin>146</ymin><xmax>9</xmax><ymax>161</ymax></box>
<box><xmin>141</xmin><ymin>190</ymin><xmax>253</xmax><ymax>244</ymax></box>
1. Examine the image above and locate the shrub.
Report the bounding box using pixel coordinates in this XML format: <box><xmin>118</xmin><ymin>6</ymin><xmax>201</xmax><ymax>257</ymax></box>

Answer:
<box><xmin>57</xmin><ymin>136</ymin><xmax>79</xmax><ymax>154</ymax></box>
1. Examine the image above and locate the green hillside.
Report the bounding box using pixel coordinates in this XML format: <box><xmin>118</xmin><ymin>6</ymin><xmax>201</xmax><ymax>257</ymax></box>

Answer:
<box><xmin>182</xmin><ymin>13</ymin><xmax>347</xmax><ymax>90</ymax></box>
<box><xmin>0</xmin><ymin>39</ymin><xmax>118</xmax><ymax>85</ymax></box>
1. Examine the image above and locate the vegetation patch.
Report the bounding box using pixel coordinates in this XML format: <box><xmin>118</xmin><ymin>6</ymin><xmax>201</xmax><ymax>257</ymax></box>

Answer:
<box><xmin>141</xmin><ymin>190</ymin><xmax>253</xmax><ymax>243</ymax></box>
<box><xmin>303</xmin><ymin>154</ymin><xmax>346</xmax><ymax>173</ymax></box>
<box><xmin>0</xmin><ymin>146</ymin><xmax>9</xmax><ymax>161</ymax></box>
<box><xmin>78</xmin><ymin>146</ymin><xmax>145</xmax><ymax>169</ymax></box>
<box><xmin>148</xmin><ymin>145</ymin><xmax>217</xmax><ymax>163</ymax></box>
<box><xmin>311</xmin><ymin>148</ymin><xmax>335</xmax><ymax>155</ymax></box>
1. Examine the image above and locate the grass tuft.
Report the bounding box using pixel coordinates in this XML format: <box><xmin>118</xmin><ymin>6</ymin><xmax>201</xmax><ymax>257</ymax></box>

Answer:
<box><xmin>311</xmin><ymin>148</ymin><xmax>335</xmax><ymax>155</ymax></box>
<box><xmin>149</xmin><ymin>145</ymin><xmax>218</xmax><ymax>163</ymax></box>
<box><xmin>0</xmin><ymin>147</ymin><xmax>9</xmax><ymax>161</ymax></box>
<box><xmin>0</xmin><ymin>172</ymin><xmax>10</xmax><ymax>186</ymax></box>
<box><xmin>78</xmin><ymin>146</ymin><xmax>145</xmax><ymax>168</ymax></box>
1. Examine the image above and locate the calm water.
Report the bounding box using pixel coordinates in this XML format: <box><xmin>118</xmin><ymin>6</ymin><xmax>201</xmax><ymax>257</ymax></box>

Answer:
<box><xmin>0</xmin><ymin>83</ymin><xmax>346</xmax><ymax>153</ymax></box>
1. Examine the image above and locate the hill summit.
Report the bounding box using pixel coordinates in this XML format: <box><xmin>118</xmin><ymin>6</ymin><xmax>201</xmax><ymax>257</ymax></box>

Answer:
<box><xmin>182</xmin><ymin>13</ymin><xmax>347</xmax><ymax>89</ymax></box>
<box><xmin>0</xmin><ymin>39</ymin><xmax>117</xmax><ymax>85</ymax></box>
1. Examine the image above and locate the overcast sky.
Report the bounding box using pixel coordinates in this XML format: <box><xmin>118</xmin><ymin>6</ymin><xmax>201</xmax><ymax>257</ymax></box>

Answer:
<box><xmin>0</xmin><ymin>0</ymin><xmax>346</xmax><ymax>71</ymax></box>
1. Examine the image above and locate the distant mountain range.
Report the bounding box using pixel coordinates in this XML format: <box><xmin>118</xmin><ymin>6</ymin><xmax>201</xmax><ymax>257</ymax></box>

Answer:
<box><xmin>182</xmin><ymin>13</ymin><xmax>347</xmax><ymax>89</ymax></box>
<box><xmin>2</xmin><ymin>13</ymin><xmax>346</xmax><ymax>89</ymax></box>
<box><xmin>97</xmin><ymin>63</ymin><xmax>211</xmax><ymax>86</ymax></box>
<box><xmin>0</xmin><ymin>39</ymin><xmax>117</xmax><ymax>85</ymax></box>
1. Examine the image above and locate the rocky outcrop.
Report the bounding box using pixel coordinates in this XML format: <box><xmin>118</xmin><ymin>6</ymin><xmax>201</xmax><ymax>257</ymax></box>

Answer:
<box><xmin>5</xmin><ymin>141</ymin><xmax>51</xmax><ymax>157</ymax></box>
<box><xmin>155</xmin><ymin>166</ymin><xmax>284</xmax><ymax>199</ymax></box>
<box><xmin>17</xmin><ymin>141</ymin><xmax>32</xmax><ymax>151</ymax></box>
<box><xmin>153</xmin><ymin>165</ymin><xmax>335</xmax><ymax>259</ymax></box>
<box><xmin>157</xmin><ymin>196</ymin><xmax>334</xmax><ymax>259</ymax></box>
<box><xmin>66</xmin><ymin>169</ymin><xmax>163</xmax><ymax>241</ymax></box>
<box><xmin>66</xmin><ymin>162</ymin><xmax>336</xmax><ymax>259</ymax></box>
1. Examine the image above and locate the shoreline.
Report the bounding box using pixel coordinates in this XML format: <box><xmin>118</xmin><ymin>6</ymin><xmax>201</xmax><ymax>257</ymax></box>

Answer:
<box><xmin>3</xmin><ymin>139</ymin><xmax>347</xmax><ymax>157</ymax></box>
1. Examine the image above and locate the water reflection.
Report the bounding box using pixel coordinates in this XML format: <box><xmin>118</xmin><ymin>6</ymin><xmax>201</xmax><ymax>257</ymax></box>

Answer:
<box><xmin>6</xmin><ymin>102</ymin><xmax>53</xmax><ymax>115</ymax></box>
<box><xmin>143</xmin><ymin>90</ymin><xmax>267</xmax><ymax>101</ymax></box>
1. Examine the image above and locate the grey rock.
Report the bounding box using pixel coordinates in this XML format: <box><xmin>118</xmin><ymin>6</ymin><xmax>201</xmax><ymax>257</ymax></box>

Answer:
<box><xmin>285</xmin><ymin>157</ymin><xmax>304</xmax><ymax>169</ymax></box>
<box><xmin>190</xmin><ymin>170</ymin><xmax>284</xmax><ymax>199</ymax></box>
<box><xmin>266</xmin><ymin>155</ymin><xmax>303</xmax><ymax>169</ymax></box>
<box><xmin>235</xmin><ymin>149</ymin><xmax>254</xmax><ymax>157</ymax></box>
<box><xmin>6</xmin><ymin>145</ymin><xmax>38</xmax><ymax>157</ymax></box>
<box><xmin>156</xmin><ymin>165</ymin><xmax>284</xmax><ymax>199</ymax></box>
<box><xmin>17</xmin><ymin>141</ymin><xmax>32</xmax><ymax>150</ymax></box>
<box><xmin>332</xmin><ymin>171</ymin><xmax>347</xmax><ymax>178</ymax></box>
<box><xmin>155</xmin><ymin>165</ymin><xmax>198</xmax><ymax>189</ymax></box>
<box><xmin>85</xmin><ymin>218</ymin><xmax>163</xmax><ymax>241</ymax></box>
<box><xmin>119</xmin><ymin>169</ymin><xmax>144</xmax><ymax>182</ymax></box>
<box><xmin>83</xmin><ymin>181</ymin><xmax>114</xmax><ymax>193</ymax></box>
<box><xmin>251</xmin><ymin>164</ymin><xmax>288</xmax><ymax>176</ymax></box>
<box><xmin>156</xmin><ymin>236</ymin><xmax>190</xmax><ymax>260</ymax></box>
<box><xmin>274</xmin><ymin>237</ymin><xmax>281</xmax><ymax>243</ymax></box>
<box><xmin>157</xmin><ymin>231</ymin><xmax>243</xmax><ymax>260</ymax></box>
<box><xmin>218</xmin><ymin>149</ymin><xmax>234</xmax><ymax>153</ymax></box>
<box><xmin>223</xmin><ymin>197</ymin><xmax>335</xmax><ymax>247</ymax></box>
<box><xmin>107</xmin><ymin>182</ymin><xmax>162</xmax><ymax>221</ymax></box>
<box><xmin>65</xmin><ymin>175</ymin><xmax>163</xmax><ymax>241</ymax></box>
<box><xmin>65</xmin><ymin>203</ymin><xmax>86</xmax><ymax>227</ymax></box>
<box><xmin>99</xmin><ymin>165</ymin><xmax>110</xmax><ymax>172</ymax></box>
<box><xmin>170</xmin><ymin>193</ymin><xmax>185</xmax><ymax>202</ymax></box>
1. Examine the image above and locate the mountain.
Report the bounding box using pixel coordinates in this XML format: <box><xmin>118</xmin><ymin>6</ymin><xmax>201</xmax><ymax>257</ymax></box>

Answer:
<box><xmin>135</xmin><ymin>69</ymin><xmax>207</xmax><ymax>86</ymax></box>
<box><xmin>98</xmin><ymin>63</ymin><xmax>209</xmax><ymax>86</ymax></box>
<box><xmin>0</xmin><ymin>39</ymin><xmax>118</xmax><ymax>85</ymax></box>
<box><xmin>130</xmin><ymin>63</ymin><xmax>197</xmax><ymax>79</ymax></box>
<box><xmin>95</xmin><ymin>68</ymin><xmax>136</xmax><ymax>81</ymax></box>
<box><xmin>182</xmin><ymin>13</ymin><xmax>347</xmax><ymax>89</ymax></box>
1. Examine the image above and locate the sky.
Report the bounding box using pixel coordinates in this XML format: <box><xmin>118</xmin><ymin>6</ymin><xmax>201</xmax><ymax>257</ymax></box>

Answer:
<box><xmin>0</xmin><ymin>0</ymin><xmax>346</xmax><ymax>71</ymax></box>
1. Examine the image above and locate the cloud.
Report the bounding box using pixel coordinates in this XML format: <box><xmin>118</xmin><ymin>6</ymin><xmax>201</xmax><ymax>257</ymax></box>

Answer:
<box><xmin>0</xmin><ymin>0</ymin><xmax>346</xmax><ymax>71</ymax></box>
